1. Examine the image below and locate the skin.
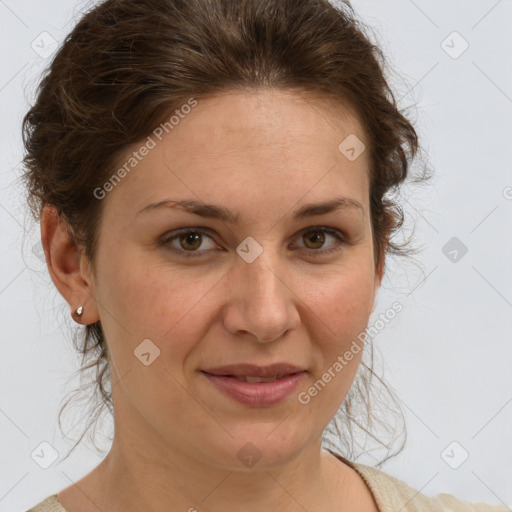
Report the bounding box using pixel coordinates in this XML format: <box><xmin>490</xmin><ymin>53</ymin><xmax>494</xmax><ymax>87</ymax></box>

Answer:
<box><xmin>42</xmin><ymin>88</ymin><xmax>383</xmax><ymax>512</ymax></box>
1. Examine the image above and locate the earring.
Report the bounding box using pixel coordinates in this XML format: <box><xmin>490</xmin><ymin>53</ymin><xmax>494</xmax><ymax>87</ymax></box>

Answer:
<box><xmin>74</xmin><ymin>306</ymin><xmax>84</xmax><ymax>318</ymax></box>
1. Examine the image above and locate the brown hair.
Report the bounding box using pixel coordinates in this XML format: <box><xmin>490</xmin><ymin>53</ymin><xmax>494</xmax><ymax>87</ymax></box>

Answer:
<box><xmin>21</xmin><ymin>0</ymin><xmax>430</xmax><ymax>465</ymax></box>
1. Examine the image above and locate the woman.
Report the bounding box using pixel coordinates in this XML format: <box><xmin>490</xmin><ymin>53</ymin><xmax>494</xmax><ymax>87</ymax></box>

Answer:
<box><xmin>22</xmin><ymin>0</ymin><xmax>508</xmax><ymax>510</ymax></box>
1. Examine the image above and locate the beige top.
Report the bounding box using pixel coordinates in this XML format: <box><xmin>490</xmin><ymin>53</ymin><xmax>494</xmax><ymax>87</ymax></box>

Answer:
<box><xmin>26</xmin><ymin>455</ymin><xmax>510</xmax><ymax>511</ymax></box>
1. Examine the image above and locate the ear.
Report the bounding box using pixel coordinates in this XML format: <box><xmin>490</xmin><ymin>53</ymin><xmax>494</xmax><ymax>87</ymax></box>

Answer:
<box><xmin>40</xmin><ymin>205</ymin><xmax>99</xmax><ymax>325</ymax></box>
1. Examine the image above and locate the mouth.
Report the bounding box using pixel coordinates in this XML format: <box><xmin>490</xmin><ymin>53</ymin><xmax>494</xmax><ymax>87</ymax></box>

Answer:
<box><xmin>200</xmin><ymin>364</ymin><xmax>307</xmax><ymax>407</ymax></box>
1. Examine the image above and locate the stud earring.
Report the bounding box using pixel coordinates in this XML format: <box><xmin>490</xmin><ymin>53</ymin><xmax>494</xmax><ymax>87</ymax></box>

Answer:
<box><xmin>74</xmin><ymin>306</ymin><xmax>84</xmax><ymax>318</ymax></box>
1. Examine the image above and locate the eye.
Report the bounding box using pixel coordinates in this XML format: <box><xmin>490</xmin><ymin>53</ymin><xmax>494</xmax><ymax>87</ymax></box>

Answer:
<box><xmin>160</xmin><ymin>226</ymin><xmax>347</xmax><ymax>258</ymax></box>
<box><xmin>160</xmin><ymin>228</ymin><xmax>218</xmax><ymax>257</ymax></box>
<box><xmin>294</xmin><ymin>227</ymin><xmax>346</xmax><ymax>256</ymax></box>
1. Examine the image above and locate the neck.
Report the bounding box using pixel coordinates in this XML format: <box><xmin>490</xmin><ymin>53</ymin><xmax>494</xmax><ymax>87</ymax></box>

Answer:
<box><xmin>86</xmin><ymin>412</ymin><xmax>350</xmax><ymax>512</ymax></box>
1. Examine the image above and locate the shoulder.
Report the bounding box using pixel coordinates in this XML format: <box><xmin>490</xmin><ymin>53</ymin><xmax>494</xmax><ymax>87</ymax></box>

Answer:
<box><xmin>26</xmin><ymin>494</ymin><xmax>68</xmax><ymax>512</ymax></box>
<box><xmin>345</xmin><ymin>458</ymin><xmax>510</xmax><ymax>512</ymax></box>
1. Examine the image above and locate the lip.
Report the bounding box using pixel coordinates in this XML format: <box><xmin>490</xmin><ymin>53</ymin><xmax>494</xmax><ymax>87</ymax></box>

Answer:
<box><xmin>202</xmin><ymin>362</ymin><xmax>304</xmax><ymax>378</ymax></box>
<box><xmin>201</xmin><ymin>371</ymin><xmax>306</xmax><ymax>407</ymax></box>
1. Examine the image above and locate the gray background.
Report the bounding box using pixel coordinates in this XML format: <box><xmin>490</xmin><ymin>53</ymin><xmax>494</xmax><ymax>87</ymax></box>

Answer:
<box><xmin>0</xmin><ymin>0</ymin><xmax>511</xmax><ymax>510</ymax></box>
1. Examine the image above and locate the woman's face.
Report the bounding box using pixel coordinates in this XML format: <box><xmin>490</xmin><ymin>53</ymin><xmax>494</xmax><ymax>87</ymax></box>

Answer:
<box><xmin>87</xmin><ymin>88</ymin><xmax>381</xmax><ymax>469</ymax></box>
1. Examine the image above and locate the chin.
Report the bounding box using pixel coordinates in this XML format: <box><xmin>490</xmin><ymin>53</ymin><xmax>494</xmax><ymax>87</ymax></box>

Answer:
<box><xmin>198</xmin><ymin>422</ymin><xmax>316</xmax><ymax>472</ymax></box>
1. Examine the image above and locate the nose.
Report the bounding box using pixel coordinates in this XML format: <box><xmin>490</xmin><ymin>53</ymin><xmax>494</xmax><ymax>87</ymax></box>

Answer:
<box><xmin>222</xmin><ymin>252</ymin><xmax>301</xmax><ymax>343</ymax></box>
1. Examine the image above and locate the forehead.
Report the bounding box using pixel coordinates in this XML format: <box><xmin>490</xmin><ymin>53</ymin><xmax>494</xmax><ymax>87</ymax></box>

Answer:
<box><xmin>104</xmin><ymin>88</ymin><xmax>371</xmax><ymax>220</ymax></box>
<box><xmin>160</xmin><ymin>88</ymin><xmax>366</xmax><ymax>155</ymax></box>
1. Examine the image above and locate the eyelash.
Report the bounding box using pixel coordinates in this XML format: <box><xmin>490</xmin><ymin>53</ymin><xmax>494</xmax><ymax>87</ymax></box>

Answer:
<box><xmin>160</xmin><ymin>226</ymin><xmax>348</xmax><ymax>259</ymax></box>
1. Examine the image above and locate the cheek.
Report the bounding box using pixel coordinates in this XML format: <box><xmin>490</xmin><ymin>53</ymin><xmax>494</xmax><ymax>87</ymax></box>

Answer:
<box><xmin>301</xmin><ymin>268</ymin><xmax>374</xmax><ymax>415</ymax></box>
<box><xmin>94</xmin><ymin>253</ymin><xmax>213</xmax><ymax>412</ymax></box>
<box><xmin>306</xmin><ymin>268</ymin><xmax>374</xmax><ymax>406</ymax></box>
<box><xmin>96</xmin><ymin>251</ymin><xmax>219</xmax><ymax>363</ymax></box>
<box><xmin>311</xmin><ymin>263</ymin><xmax>375</xmax><ymax>343</ymax></box>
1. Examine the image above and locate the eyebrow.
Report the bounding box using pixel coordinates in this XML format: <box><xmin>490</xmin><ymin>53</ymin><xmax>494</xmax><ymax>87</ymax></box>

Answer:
<box><xmin>136</xmin><ymin>195</ymin><xmax>364</xmax><ymax>223</ymax></box>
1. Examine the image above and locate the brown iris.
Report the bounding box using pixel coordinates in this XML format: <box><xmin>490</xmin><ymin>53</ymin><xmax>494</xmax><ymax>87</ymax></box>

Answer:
<box><xmin>179</xmin><ymin>232</ymin><xmax>203</xmax><ymax>251</ymax></box>
<box><xmin>303</xmin><ymin>230</ymin><xmax>325</xmax><ymax>250</ymax></box>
